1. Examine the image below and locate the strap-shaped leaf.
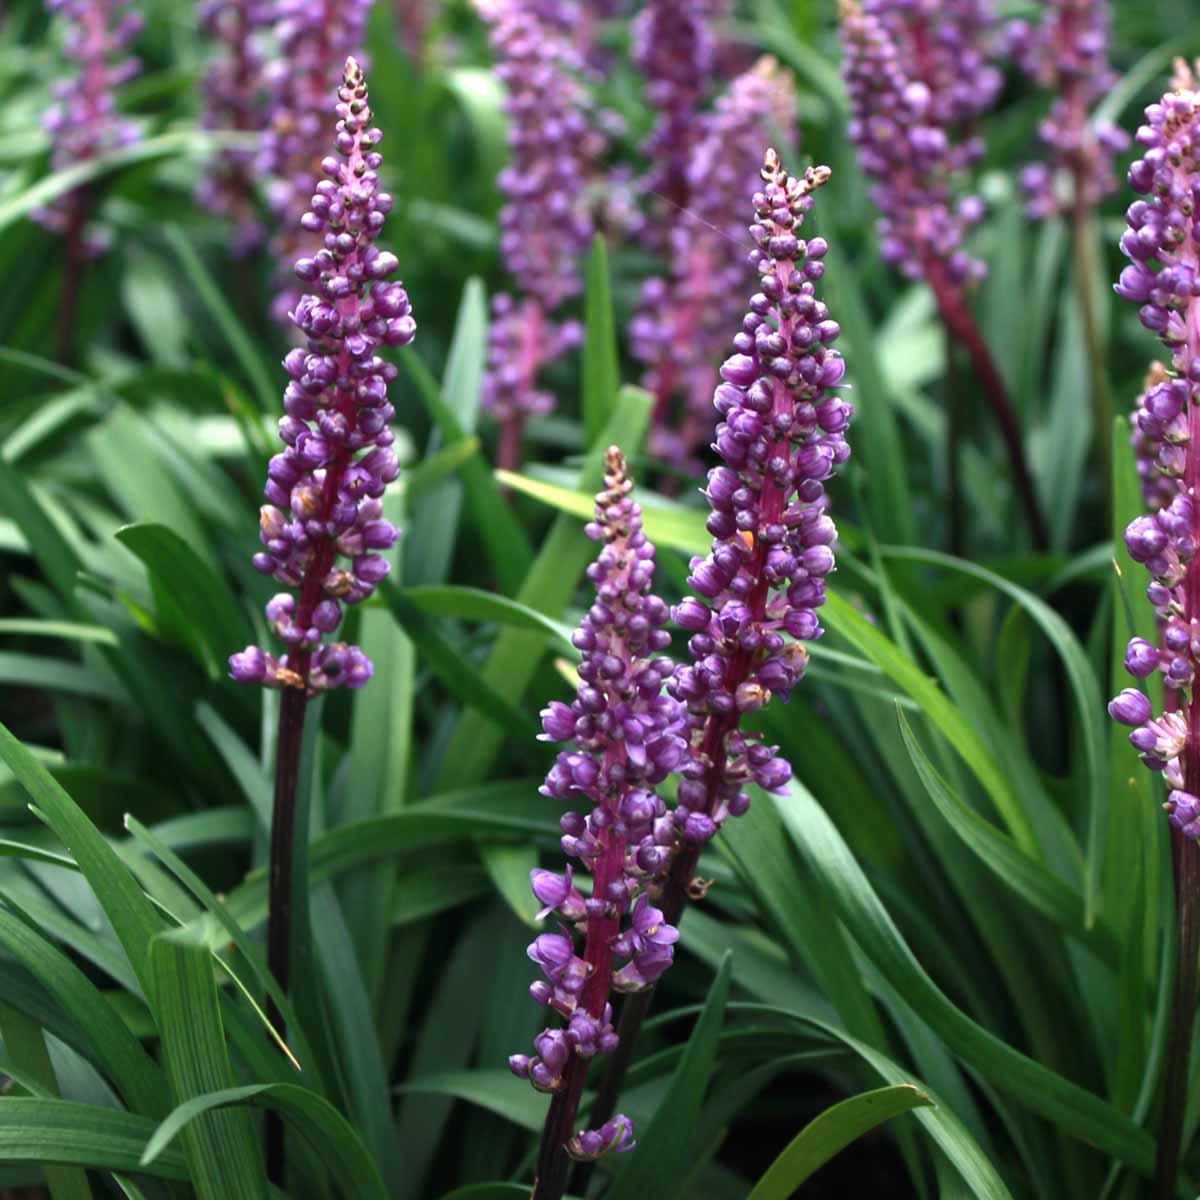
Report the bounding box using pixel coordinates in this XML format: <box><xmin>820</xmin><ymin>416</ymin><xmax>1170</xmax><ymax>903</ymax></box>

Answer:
<box><xmin>141</xmin><ymin>1083</ymin><xmax>387</xmax><ymax>1200</ymax></box>
<box><xmin>0</xmin><ymin>1099</ymin><xmax>187</xmax><ymax>1178</ymax></box>
<box><xmin>747</xmin><ymin>1084</ymin><xmax>933</xmax><ymax>1199</ymax></box>
<box><xmin>0</xmin><ymin>720</ymin><xmax>163</xmax><ymax>997</ymax></box>
<box><xmin>150</xmin><ymin>931</ymin><xmax>266</xmax><ymax>1200</ymax></box>
<box><xmin>605</xmin><ymin>953</ymin><xmax>732</xmax><ymax>1200</ymax></box>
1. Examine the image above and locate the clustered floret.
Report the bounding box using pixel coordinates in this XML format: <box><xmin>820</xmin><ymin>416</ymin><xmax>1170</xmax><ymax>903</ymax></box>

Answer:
<box><xmin>476</xmin><ymin>0</ymin><xmax>602</xmax><ymax>433</ymax></box>
<box><xmin>1009</xmin><ymin>0</ymin><xmax>1128</xmax><ymax>219</ymax></box>
<box><xmin>261</xmin><ymin>0</ymin><xmax>371</xmax><ymax>318</ymax></box>
<box><xmin>1108</xmin><ymin>69</ymin><xmax>1200</xmax><ymax>837</ymax></box>
<box><xmin>631</xmin><ymin>57</ymin><xmax>796</xmax><ymax>467</ymax></box>
<box><xmin>197</xmin><ymin>0</ymin><xmax>272</xmax><ymax>256</ymax></box>
<box><xmin>1131</xmin><ymin>361</ymin><xmax>1187</xmax><ymax>512</ymax></box>
<box><xmin>35</xmin><ymin>0</ymin><xmax>141</xmax><ymax>252</ymax></box>
<box><xmin>229</xmin><ymin>58</ymin><xmax>415</xmax><ymax>693</ymax></box>
<box><xmin>659</xmin><ymin>150</ymin><xmax>848</xmax><ymax>848</ymax></box>
<box><xmin>839</xmin><ymin>0</ymin><xmax>1000</xmax><ymax>285</ymax></box>
<box><xmin>509</xmin><ymin>448</ymin><xmax>686</xmax><ymax>1158</ymax></box>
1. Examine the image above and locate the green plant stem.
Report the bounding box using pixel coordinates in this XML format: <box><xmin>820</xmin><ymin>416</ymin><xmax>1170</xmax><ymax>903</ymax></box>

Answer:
<box><xmin>266</xmin><ymin>683</ymin><xmax>309</xmax><ymax>1188</ymax></box>
<box><xmin>1154</xmin><ymin>829</ymin><xmax>1200</xmax><ymax>1200</ymax></box>
<box><xmin>1069</xmin><ymin>177</ymin><xmax>1112</xmax><ymax>485</ymax></box>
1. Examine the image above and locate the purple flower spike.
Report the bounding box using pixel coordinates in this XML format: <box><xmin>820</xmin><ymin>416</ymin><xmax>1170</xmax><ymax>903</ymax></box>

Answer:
<box><xmin>260</xmin><ymin>0</ymin><xmax>372</xmax><ymax>318</ymax></box>
<box><xmin>1109</xmin><ymin>67</ymin><xmax>1200</xmax><ymax>820</ymax></box>
<box><xmin>633</xmin><ymin>56</ymin><xmax>798</xmax><ymax>469</ymax></box>
<box><xmin>475</xmin><ymin>0</ymin><xmax>604</xmax><ymax>463</ymax></box>
<box><xmin>198</xmin><ymin>1</ymin><xmax>272</xmax><ymax>256</ymax></box>
<box><xmin>632</xmin><ymin>0</ymin><xmax>726</xmax><ymax>226</ymax></box>
<box><xmin>35</xmin><ymin>0</ymin><xmax>142</xmax><ymax>253</ymax></box>
<box><xmin>1009</xmin><ymin>0</ymin><xmax>1128</xmax><ymax>220</ymax></box>
<box><xmin>229</xmin><ymin>59</ymin><xmax>415</xmax><ymax>694</ymax></box>
<box><xmin>515</xmin><ymin>449</ymin><xmax>688</xmax><ymax>1153</ymax></box>
<box><xmin>654</xmin><ymin>152</ymin><xmax>844</xmax><ymax>865</ymax></box>
<box><xmin>840</xmin><ymin>0</ymin><xmax>1000</xmax><ymax>285</ymax></box>
<box><xmin>531</xmin><ymin>867</ymin><xmax>585</xmax><ymax>921</ymax></box>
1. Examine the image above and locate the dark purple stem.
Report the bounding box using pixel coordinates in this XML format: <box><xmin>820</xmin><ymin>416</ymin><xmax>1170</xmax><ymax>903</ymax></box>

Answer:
<box><xmin>532</xmin><ymin>1065</ymin><xmax>586</xmax><ymax>1200</ymax></box>
<box><xmin>1154</xmin><ymin>829</ymin><xmax>1200</xmax><ymax>1200</ymax></box>
<box><xmin>55</xmin><ymin>190</ymin><xmax>91</xmax><ymax>365</ymax></box>
<box><xmin>266</xmin><ymin>683</ymin><xmax>309</xmax><ymax>1186</ymax></box>
<box><xmin>499</xmin><ymin>413</ymin><xmax>524</xmax><ymax>478</ymax></box>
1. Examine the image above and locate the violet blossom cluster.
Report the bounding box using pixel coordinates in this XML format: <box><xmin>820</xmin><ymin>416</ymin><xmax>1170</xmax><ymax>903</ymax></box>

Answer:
<box><xmin>839</xmin><ymin>0</ymin><xmax>1001</xmax><ymax>285</ymax></box>
<box><xmin>664</xmin><ymin>149</ymin><xmax>848</xmax><ymax>851</ymax></box>
<box><xmin>35</xmin><ymin>0</ymin><xmax>141</xmax><ymax>251</ymax></box>
<box><xmin>1131</xmin><ymin>362</ymin><xmax>1185</xmax><ymax>512</ymax></box>
<box><xmin>197</xmin><ymin>0</ymin><xmax>272</xmax><ymax>257</ymax></box>
<box><xmin>261</xmin><ymin>0</ymin><xmax>371</xmax><ymax>317</ymax></box>
<box><xmin>476</xmin><ymin>0</ymin><xmax>601</xmax><ymax>440</ymax></box>
<box><xmin>1107</xmin><ymin>75</ymin><xmax>1200</xmax><ymax>838</ymax></box>
<box><xmin>631</xmin><ymin>0</ymin><xmax>728</xmax><ymax>218</ymax></box>
<box><xmin>632</xmin><ymin>57</ymin><xmax>797</xmax><ymax>467</ymax></box>
<box><xmin>509</xmin><ymin>448</ymin><xmax>686</xmax><ymax>1158</ymax></box>
<box><xmin>1009</xmin><ymin>0</ymin><xmax>1128</xmax><ymax>219</ymax></box>
<box><xmin>229</xmin><ymin>58</ymin><xmax>416</xmax><ymax>693</ymax></box>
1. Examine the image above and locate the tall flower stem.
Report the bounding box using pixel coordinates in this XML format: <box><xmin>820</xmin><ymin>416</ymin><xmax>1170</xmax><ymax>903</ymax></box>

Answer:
<box><xmin>264</xmin><ymin>684</ymin><xmax>308</xmax><ymax>1186</ymax></box>
<box><xmin>266</xmin><ymin>687</ymin><xmax>308</xmax><ymax>1025</ymax></box>
<box><xmin>55</xmin><ymin>190</ymin><xmax>91</xmax><ymax>365</ymax></box>
<box><xmin>923</xmin><ymin>259</ymin><xmax>1049</xmax><ymax>549</ymax></box>
<box><xmin>227</xmin><ymin>56</ymin><xmax>415</xmax><ymax>1172</ymax></box>
<box><xmin>1156</xmin><ymin>830</ymin><xmax>1200</xmax><ymax>1200</ymax></box>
